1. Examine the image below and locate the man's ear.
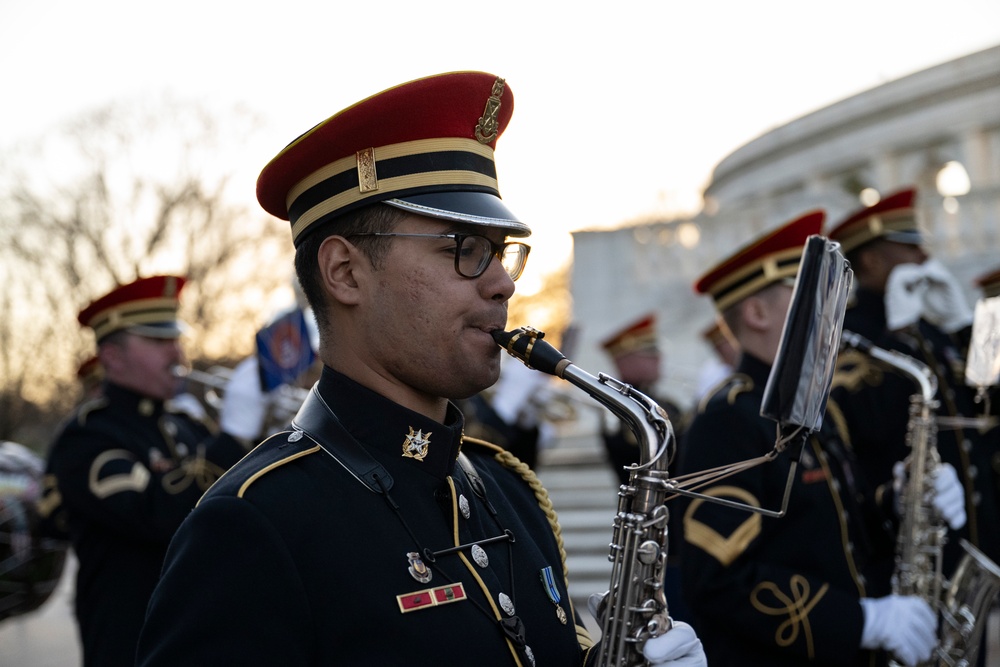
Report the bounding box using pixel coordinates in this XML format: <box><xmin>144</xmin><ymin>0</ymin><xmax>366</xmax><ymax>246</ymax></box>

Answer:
<box><xmin>317</xmin><ymin>236</ymin><xmax>365</xmax><ymax>306</ymax></box>
<box><xmin>740</xmin><ymin>294</ymin><xmax>770</xmax><ymax>332</ymax></box>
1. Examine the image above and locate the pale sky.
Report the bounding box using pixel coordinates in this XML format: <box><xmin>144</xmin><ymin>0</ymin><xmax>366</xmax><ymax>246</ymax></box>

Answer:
<box><xmin>2</xmin><ymin>0</ymin><xmax>999</xmax><ymax>293</ymax></box>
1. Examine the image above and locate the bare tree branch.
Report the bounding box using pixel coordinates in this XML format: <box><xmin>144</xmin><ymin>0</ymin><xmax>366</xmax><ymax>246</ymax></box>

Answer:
<box><xmin>0</xmin><ymin>96</ymin><xmax>290</xmax><ymax>448</ymax></box>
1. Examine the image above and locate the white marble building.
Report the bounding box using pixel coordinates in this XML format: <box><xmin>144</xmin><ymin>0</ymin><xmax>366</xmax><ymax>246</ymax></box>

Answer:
<box><xmin>570</xmin><ymin>44</ymin><xmax>1000</xmax><ymax>410</ymax></box>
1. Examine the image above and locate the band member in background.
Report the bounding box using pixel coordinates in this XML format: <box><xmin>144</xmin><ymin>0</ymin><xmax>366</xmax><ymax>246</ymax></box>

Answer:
<box><xmin>597</xmin><ymin>314</ymin><xmax>693</xmax><ymax>623</ymax></box>
<box><xmin>136</xmin><ymin>71</ymin><xmax>705</xmax><ymax>667</ymax></box>
<box><xmin>694</xmin><ymin>319</ymin><xmax>740</xmax><ymax>401</ymax></box>
<box><xmin>971</xmin><ymin>267</ymin><xmax>1000</xmax><ymax>576</ymax></box>
<box><xmin>599</xmin><ymin>314</ymin><xmax>687</xmax><ymax>486</ymax></box>
<box><xmin>677</xmin><ymin>211</ymin><xmax>958</xmax><ymax>666</ymax></box>
<box><xmin>38</xmin><ymin>275</ymin><xmax>260</xmax><ymax>667</ymax></box>
<box><xmin>826</xmin><ymin>188</ymin><xmax>1000</xmax><ymax>574</ymax></box>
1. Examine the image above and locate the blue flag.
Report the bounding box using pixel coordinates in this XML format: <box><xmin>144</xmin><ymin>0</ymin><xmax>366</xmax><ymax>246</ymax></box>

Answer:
<box><xmin>255</xmin><ymin>308</ymin><xmax>316</xmax><ymax>392</ymax></box>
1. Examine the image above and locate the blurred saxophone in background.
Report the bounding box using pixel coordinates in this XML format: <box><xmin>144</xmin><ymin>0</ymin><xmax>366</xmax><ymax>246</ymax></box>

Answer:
<box><xmin>842</xmin><ymin>331</ymin><xmax>1000</xmax><ymax>667</ymax></box>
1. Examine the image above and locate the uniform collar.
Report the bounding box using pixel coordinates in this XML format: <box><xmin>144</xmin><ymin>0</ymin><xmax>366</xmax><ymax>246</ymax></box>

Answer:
<box><xmin>735</xmin><ymin>352</ymin><xmax>773</xmax><ymax>387</ymax></box>
<box><xmin>103</xmin><ymin>381</ymin><xmax>164</xmax><ymax>418</ymax></box>
<box><xmin>315</xmin><ymin>366</ymin><xmax>465</xmax><ymax>479</ymax></box>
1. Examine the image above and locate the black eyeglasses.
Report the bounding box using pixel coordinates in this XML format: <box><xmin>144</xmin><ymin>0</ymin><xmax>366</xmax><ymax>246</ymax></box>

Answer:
<box><xmin>349</xmin><ymin>233</ymin><xmax>531</xmax><ymax>281</ymax></box>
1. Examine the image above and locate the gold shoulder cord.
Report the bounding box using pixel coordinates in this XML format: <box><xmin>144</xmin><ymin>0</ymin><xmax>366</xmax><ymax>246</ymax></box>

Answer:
<box><xmin>464</xmin><ymin>436</ymin><xmax>593</xmax><ymax>648</ymax></box>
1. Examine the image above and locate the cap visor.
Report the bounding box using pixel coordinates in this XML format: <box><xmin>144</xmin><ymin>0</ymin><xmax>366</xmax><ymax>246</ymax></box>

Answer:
<box><xmin>883</xmin><ymin>230</ymin><xmax>924</xmax><ymax>246</ymax></box>
<box><xmin>127</xmin><ymin>322</ymin><xmax>187</xmax><ymax>339</ymax></box>
<box><xmin>386</xmin><ymin>192</ymin><xmax>530</xmax><ymax>237</ymax></box>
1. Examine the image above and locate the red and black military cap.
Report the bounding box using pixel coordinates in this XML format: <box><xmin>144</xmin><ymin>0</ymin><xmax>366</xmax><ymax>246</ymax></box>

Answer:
<box><xmin>827</xmin><ymin>187</ymin><xmax>923</xmax><ymax>254</ymax></box>
<box><xmin>256</xmin><ymin>71</ymin><xmax>529</xmax><ymax>247</ymax></box>
<box><xmin>601</xmin><ymin>314</ymin><xmax>658</xmax><ymax>361</ymax></box>
<box><xmin>695</xmin><ymin>210</ymin><xmax>825</xmax><ymax>311</ymax></box>
<box><xmin>77</xmin><ymin>275</ymin><xmax>186</xmax><ymax>343</ymax></box>
<box><xmin>974</xmin><ymin>266</ymin><xmax>1000</xmax><ymax>299</ymax></box>
<box><xmin>601</xmin><ymin>313</ymin><xmax>661</xmax><ymax>385</ymax></box>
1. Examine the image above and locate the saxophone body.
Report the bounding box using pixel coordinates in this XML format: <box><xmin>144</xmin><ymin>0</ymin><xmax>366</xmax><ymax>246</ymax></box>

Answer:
<box><xmin>842</xmin><ymin>331</ymin><xmax>1000</xmax><ymax>667</ymax></box>
<box><xmin>493</xmin><ymin>327</ymin><xmax>674</xmax><ymax>666</ymax></box>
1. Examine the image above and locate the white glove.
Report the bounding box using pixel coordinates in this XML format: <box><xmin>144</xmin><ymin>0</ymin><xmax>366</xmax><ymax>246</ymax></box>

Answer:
<box><xmin>588</xmin><ymin>593</ymin><xmax>706</xmax><ymax>666</ymax></box>
<box><xmin>920</xmin><ymin>259</ymin><xmax>973</xmax><ymax>333</ymax></box>
<box><xmin>219</xmin><ymin>357</ymin><xmax>269</xmax><ymax>441</ymax></box>
<box><xmin>642</xmin><ymin>622</ymin><xmax>706</xmax><ymax>666</ymax></box>
<box><xmin>892</xmin><ymin>461</ymin><xmax>966</xmax><ymax>531</ymax></box>
<box><xmin>859</xmin><ymin>595</ymin><xmax>937</xmax><ymax>666</ymax></box>
<box><xmin>931</xmin><ymin>462</ymin><xmax>967</xmax><ymax>530</ymax></box>
<box><xmin>167</xmin><ymin>392</ymin><xmax>208</xmax><ymax>422</ymax></box>
<box><xmin>885</xmin><ymin>263</ymin><xmax>930</xmax><ymax>330</ymax></box>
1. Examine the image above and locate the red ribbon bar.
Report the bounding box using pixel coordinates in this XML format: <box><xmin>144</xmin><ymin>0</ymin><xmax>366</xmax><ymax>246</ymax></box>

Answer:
<box><xmin>397</xmin><ymin>583</ymin><xmax>467</xmax><ymax>613</ymax></box>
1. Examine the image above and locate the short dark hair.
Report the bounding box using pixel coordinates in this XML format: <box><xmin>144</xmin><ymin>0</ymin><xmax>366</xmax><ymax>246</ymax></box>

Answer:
<box><xmin>720</xmin><ymin>281</ymin><xmax>789</xmax><ymax>340</ymax></box>
<box><xmin>294</xmin><ymin>203</ymin><xmax>407</xmax><ymax>336</ymax></box>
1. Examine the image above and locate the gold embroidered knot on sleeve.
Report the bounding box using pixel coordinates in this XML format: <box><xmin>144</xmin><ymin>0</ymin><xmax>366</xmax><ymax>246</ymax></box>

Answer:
<box><xmin>161</xmin><ymin>446</ymin><xmax>226</xmax><ymax>494</ymax></box>
<box><xmin>750</xmin><ymin>575</ymin><xmax>829</xmax><ymax>659</ymax></box>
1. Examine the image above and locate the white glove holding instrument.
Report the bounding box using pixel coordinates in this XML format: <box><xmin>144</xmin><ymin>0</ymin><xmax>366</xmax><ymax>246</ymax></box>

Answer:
<box><xmin>892</xmin><ymin>461</ymin><xmax>967</xmax><ymax>530</ymax></box>
<box><xmin>859</xmin><ymin>595</ymin><xmax>937</xmax><ymax>666</ymax></box>
<box><xmin>920</xmin><ymin>258</ymin><xmax>973</xmax><ymax>333</ymax></box>
<box><xmin>885</xmin><ymin>263</ymin><xmax>930</xmax><ymax>331</ymax></box>
<box><xmin>884</xmin><ymin>260</ymin><xmax>973</xmax><ymax>333</ymax></box>
<box><xmin>931</xmin><ymin>462</ymin><xmax>967</xmax><ymax>530</ymax></box>
<box><xmin>588</xmin><ymin>593</ymin><xmax>706</xmax><ymax>666</ymax></box>
<box><xmin>219</xmin><ymin>356</ymin><xmax>269</xmax><ymax>442</ymax></box>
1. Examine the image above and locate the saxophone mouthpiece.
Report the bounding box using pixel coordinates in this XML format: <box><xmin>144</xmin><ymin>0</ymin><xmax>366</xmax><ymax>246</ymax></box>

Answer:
<box><xmin>492</xmin><ymin>327</ymin><xmax>571</xmax><ymax>377</ymax></box>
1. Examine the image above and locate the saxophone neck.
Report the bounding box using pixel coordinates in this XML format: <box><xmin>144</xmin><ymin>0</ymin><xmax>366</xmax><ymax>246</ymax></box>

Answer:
<box><xmin>841</xmin><ymin>330</ymin><xmax>937</xmax><ymax>401</ymax></box>
<box><xmin>493</xmin><ymin>327</ymin><xmax>673</xmax><ymax>470</ymax></box>
<box><xmin>563</xmin><ymin>365</ymin><xmax>673</xmax><ymax>470</ymax></box>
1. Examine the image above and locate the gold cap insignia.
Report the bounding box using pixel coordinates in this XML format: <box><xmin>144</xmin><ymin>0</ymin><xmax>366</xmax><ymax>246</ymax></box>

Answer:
<box><xmin>475</xmin><ymin>77</ymin><xmax>506</xmax><ymax>144</ymax></box>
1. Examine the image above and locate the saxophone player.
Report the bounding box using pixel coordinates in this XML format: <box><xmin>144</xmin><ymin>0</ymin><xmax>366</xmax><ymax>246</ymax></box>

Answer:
<box><xmin>137</xmin><ymin>71</ymin><xmax>705</xmax><ymax>667</ymax></box>
<box><xmin>826</xmin><ymin>188</ymin><xmax>997</xmax><ymax>582</ymax></box>
<box><xmin>676</xmin><ymin>211</ymin><xmax>958</xmax><ymax>666</ymax></box>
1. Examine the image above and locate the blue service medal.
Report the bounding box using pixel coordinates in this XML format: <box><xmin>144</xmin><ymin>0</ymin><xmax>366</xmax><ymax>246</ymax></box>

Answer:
<box><xmin>540</xmin><ymin>566</ymin><xmax>567</xmax><ymax>624</ymax></box>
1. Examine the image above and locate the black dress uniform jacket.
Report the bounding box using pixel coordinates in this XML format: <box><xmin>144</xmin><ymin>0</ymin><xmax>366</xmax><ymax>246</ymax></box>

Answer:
<box><xmin>137</xmin><ymin>367</ymin><xmax>594</xmax><ymax>667</ymax></box>
<box><xmin>829</xmin><ymin>287</ymin><xmax>1000</xmax><ymax>572</ymax></box>
<box><xmin>40</xmin><ymin>382</ymin><xmax>247</xmax><ymax>667</ymax></box>
<box><xmin>677</xmin><ymin>353</ymin><xmax>894</xmax><ymax>667</ymax></box>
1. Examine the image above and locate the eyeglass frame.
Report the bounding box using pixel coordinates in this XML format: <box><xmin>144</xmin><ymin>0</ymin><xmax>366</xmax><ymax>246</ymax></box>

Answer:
<box><xmin>347</xmin><ymin>232</ymin><xmax>531</xmax><ymax>281</ymax></box>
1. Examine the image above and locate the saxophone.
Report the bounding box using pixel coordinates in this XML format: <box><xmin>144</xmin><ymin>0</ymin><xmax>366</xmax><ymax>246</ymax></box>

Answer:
<box><xmin>493</xmin><ymin>327</ymin><xmax>674</xmax><ymax>666</ymax></box>
<box><xmin>842</xmin><ymin>331</ymin><xmax>1000</xmax><ymax>667</ymax></box>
